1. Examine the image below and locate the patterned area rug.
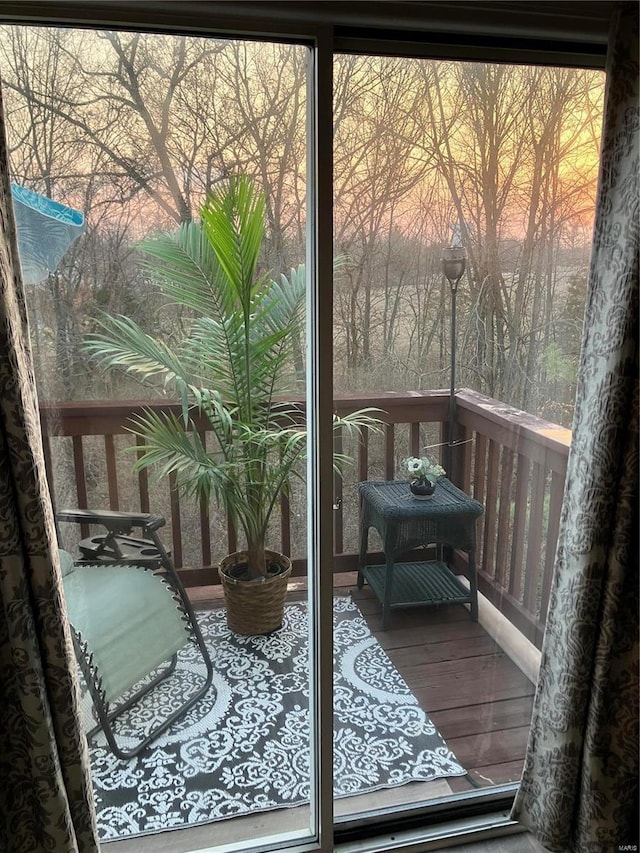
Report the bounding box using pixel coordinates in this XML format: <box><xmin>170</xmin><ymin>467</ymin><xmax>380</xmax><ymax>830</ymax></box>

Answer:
<box><xmin>88</xmin><ymin>596</ymin><xmax>465</xmax><ymax>840</ymax></box>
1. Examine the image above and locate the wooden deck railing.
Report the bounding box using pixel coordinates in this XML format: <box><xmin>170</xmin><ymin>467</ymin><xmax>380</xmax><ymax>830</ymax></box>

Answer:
<box><xmin>453</xmin><ymin>390</ymin><xmax>571</xmax><ymax>648</ymax></box>
<box><xmin>40</xmin><ymin>389</ymin><xmax>570</xmax><ymax>649</ymax></box>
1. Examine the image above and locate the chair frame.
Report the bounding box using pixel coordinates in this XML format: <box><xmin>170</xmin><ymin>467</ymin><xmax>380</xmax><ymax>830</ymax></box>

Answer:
<box><xmin>57</xmin><ymin>509</ymin><xmax>214</xmax><ymax>760</ymax></box>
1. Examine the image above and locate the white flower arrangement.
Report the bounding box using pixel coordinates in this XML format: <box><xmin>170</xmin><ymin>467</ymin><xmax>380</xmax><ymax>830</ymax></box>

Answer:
<box><xmin>404</xmin><ymin>456</ymin><xmax>446</xmax><ymax>484</ymax></box>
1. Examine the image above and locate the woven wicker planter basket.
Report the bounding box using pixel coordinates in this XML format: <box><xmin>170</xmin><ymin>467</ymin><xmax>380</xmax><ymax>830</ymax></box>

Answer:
<box><xmin>218</xmin><ymin>550</ymin><xmax>293</xmax><ymax>636</ymax></box>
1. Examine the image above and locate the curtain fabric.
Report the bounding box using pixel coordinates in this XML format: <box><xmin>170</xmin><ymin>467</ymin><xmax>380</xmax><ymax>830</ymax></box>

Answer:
<box><xmin>511</xmin><ymin>4</ymin><xmax>639</xmax><ymax>852</ymax></box>
<box><xmin>0</xmin><ymin>87</ymin><xmax>99</xmax><ymax>851</ymax></box>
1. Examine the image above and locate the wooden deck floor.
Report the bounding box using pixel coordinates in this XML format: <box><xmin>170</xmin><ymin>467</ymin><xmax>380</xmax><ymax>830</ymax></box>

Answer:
<box><xmin>190</xmin><ymin>571</ymin><xmax>536</xmax><ymax>793</ymax></box>
<box><xmin>349</xmin><ymin>583</ymin><xmax>536</xmax><ymax>791</ymax></box>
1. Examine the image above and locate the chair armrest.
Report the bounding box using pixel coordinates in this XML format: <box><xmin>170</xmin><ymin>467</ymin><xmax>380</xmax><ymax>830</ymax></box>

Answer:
<box><xmin>56</xmin><ymin>509</ymin><xmax>166</xmax><ymax>535</ymax></box>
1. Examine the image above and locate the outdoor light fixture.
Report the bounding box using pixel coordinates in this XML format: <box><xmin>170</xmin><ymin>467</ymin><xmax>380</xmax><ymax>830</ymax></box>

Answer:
<box><xmin>442</xmin><ymin>244</ymin><xmax>467</xmax><ymax>474</ymax></box>
<box><xmin>442</xmin><ymin>246</ymin><xmax>467</xmax><ymax>292</ymax></box>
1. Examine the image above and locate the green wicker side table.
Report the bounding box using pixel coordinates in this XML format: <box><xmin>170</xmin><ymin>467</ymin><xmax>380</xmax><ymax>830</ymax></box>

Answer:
<box><xmin>357</xmin><ymin>479</ymin><xmax>484</xmax><ymax>630</ymax></box>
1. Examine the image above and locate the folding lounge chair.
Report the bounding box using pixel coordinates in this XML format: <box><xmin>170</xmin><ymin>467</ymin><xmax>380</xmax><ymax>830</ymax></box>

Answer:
<box><xmin>56</xmin><ymin>509</ymin><xmax>214</xmax><ymax>760</ymax></box>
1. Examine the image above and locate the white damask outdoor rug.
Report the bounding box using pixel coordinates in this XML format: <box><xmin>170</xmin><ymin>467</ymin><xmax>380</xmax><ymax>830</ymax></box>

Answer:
<box><xmin>87</xmin><ymin>596</ymin><xmax>465</xmax><ymax>840</ymax></box>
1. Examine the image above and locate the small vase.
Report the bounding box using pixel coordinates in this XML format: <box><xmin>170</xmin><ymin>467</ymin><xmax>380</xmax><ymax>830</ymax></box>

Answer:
<box><xmin>409</xmin><ymin>476</ymin><xmax>436</xmax><ymax>499</ymax></box>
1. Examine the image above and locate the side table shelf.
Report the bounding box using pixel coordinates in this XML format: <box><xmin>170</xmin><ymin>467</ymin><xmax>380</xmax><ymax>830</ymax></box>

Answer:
<box><xmin>361</xmin><ymin>561</ymin><xmax>472</xmax><ymax>609</ymax></box>
<box><xmin>358</xmin><ymin>479</ymin><xmax>484</xmax><ymax>629</ymax></box>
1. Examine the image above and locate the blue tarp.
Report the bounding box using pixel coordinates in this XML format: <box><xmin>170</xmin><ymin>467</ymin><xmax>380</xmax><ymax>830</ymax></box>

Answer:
<box><xmin>11</xmin><ymin>183</ymin><xmax>85</xmax><ymax>284</ymax></box>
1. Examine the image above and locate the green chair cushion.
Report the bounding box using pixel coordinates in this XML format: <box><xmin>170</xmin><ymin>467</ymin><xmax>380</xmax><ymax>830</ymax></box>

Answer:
<box><xmin>62</xmin><ymin>564</ymin><xmax>190</xmax><ymax>704</ymax></box>
<box><xmin>58</xmin><ymin>548</ymin><xmax>76</xmax><ymax>576</ymax></box>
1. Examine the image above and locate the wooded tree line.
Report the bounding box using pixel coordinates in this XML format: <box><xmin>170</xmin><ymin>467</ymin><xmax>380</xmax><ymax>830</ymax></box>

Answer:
<box><xmin>0</xmin><ymin>26</ymin><xmax>604</xmax><ymax>427</ymax></box>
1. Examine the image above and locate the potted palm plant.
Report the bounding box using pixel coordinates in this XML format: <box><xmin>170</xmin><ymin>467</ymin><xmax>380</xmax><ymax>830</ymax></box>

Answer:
<box><xmin>85</xmin><ymin>176</ymin><xmax>377</xmax><ymax>635</ymax></box>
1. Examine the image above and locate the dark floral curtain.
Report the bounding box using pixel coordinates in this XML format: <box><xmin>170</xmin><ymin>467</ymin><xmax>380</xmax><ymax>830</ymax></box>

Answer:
<box><xmin>511</xmin><ymin>4</ymin><xmax>639</xmax><ymax>851</ymax></box>
<box><xmin>0</xmin><ymin>85</ymin><xmax>99</xmax><ymax>851</ymax></box>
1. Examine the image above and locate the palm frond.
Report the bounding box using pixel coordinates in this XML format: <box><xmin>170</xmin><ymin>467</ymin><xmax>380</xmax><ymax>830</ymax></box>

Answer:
<box><xmin>333</xmin><ymin>408</ymin><xmax>385</xmax><ymax>438</ymax></box>
<box><xmin>258</xmin><ymin>265</ymin><xmax>306</xmax><ymax>336</ymax></box>
<box><xmin>128</xmin><ymin>410</ymin><xmax>224</xmax><ymax>502</ymax></box>
<box><xmin>199</xmin><ymin>175</ymin><xmax>265</xmax><ymax>309</ymax></box>
<box><xmin>139</xmin><ymin>222</ymin><xmax>232</xmax><ymax>320</ymax></box>
<box><xmin>84</xmin><ymin>314</ymin><xmax>188</xmax><ymax>390</ymax></box>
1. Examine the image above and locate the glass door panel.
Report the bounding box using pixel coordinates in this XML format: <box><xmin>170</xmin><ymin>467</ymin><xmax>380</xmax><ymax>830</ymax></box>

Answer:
<box><xmin>1</xmin><ymin>25</ymin><xmax>320</xmax><ymax>851</ymax></box>
<box><xmin>331</xmin><ymin>51</ymin><xmax>604</xmax><ymax>820</ymax></box>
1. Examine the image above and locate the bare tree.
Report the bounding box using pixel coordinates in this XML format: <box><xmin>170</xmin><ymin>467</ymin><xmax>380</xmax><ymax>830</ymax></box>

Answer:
<box><xmin>0</xmin><ymin>24</ymin><xmax>603</xmax><ymax>422</ymax></box>
<box><xmin>419</xmin><ymin>61</ymin><xmax>603</xmax><ymax>410</ymax></box>
<box><xmin>212</xmin><ymin>41</ymin><xmax>308</xmax><ymax>272</ymax></box>
<box><xmin>0</xmin><ymin>27</ymin><xmax>312</xmax><ymax>398</ymax></box>
<box><xmin>333</xmin><ymin>54</ymin><xmax>435</xmax><ymax>375</ymax></box>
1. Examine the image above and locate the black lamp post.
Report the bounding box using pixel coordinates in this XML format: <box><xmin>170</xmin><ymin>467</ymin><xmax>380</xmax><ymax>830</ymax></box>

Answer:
<box><xmin>442</xmin><ymin>245</ymin><xmax>467</xmax><ymax>476</ymax></box>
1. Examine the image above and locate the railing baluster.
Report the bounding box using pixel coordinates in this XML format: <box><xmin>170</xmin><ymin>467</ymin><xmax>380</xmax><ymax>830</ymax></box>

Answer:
<box><xmin>333</xmin><ymin>426</ymin><xmax>344</xmax><ymax>554</ymax></box>
<box><xmin>495</xmin><ymin>446</ymin><xmax>514</xmax><ymax>588</ymax></box>
<box><xmin>540</xmin><ymin>469</ymin><xmax>564</xmax><ymax>621</ymax></box>
<box><xmin>438</xmin><ymin>421</ymin><xmax>447</xmax><ymax>467</ymax></box>
<box><xmin>136</xmin><ymin>436</ymin><xmax>150</xmax><ymax>514</ymax></box>
<box><xmin>72</xmin><ymin>436</ymin><xmax>90</xmax><ymax>539</ymax></box>
<box><xmin>200</xmin><ymin>493</ymin><xmax>212</xmax><ymax>569</ymax></box>
<box><xmin>482</xmin><ymin>439</ymin><xmax>500</xmax><ymax>579</ymax></box>
<box><xmin>227</xmin><ymin>516</ymin><xmax>237</xmax><ymax>555</ymax></box>
<box><xmin>358</xmin><ymin>428</ymin><xmax>369</xmax><ymax>484</ymax></box>
<box><xmin>104</xmin><ymin>434</ymin><xmax>119</xmax><ymax>511</ymax></box>
<box><xmin>410</xmin><ymin>422</ymin><xmax>420</xmax><ymax>457</ymax></box>
<box><xmin>473</xmin><ymin>433</ymin><xmax>487</xmax><ymax>503</ymax></box>
<box><xmin>473</xmin><ymin>433</ymin><xmax>488</xmax><ymax>567</ymax></box>
<box><xmin>169</xmin><ymin>471</ymin><xmax>183</xmax><ymax>568</ymax></box>
<box><xmin>509</xmin><ymin>454</ymin><xmax>530</xmax><ymax>600</ymax></box>
<box><xmin>385</xmin><ymin>423</ymin><xmax>395</xmax><ymax>480</ymax></box>
<box><xmin>523</xmin><ymin>462</ymin><xmax>546</xmax><ymax>615</ymax></box>
<box><xmin>198</xmin><ymin>430</ymin><xmax>212</xmax><ymax>568</ymax></box>
<box><xmin>451</xmin><ymin>422</ymin><xmax>471</xmax><ymax>489</ymax></box>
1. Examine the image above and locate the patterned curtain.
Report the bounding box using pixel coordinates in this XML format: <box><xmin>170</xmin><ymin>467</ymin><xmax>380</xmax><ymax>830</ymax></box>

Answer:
<box><xmin>511</xmin><ymin>4</ymin><xmax>639</xmax><ymax>851</ymax></box>
<box><xmin>0</xmin><ymin>87</ymin><xmax>99</xmax><ymax>851</ymax></box>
